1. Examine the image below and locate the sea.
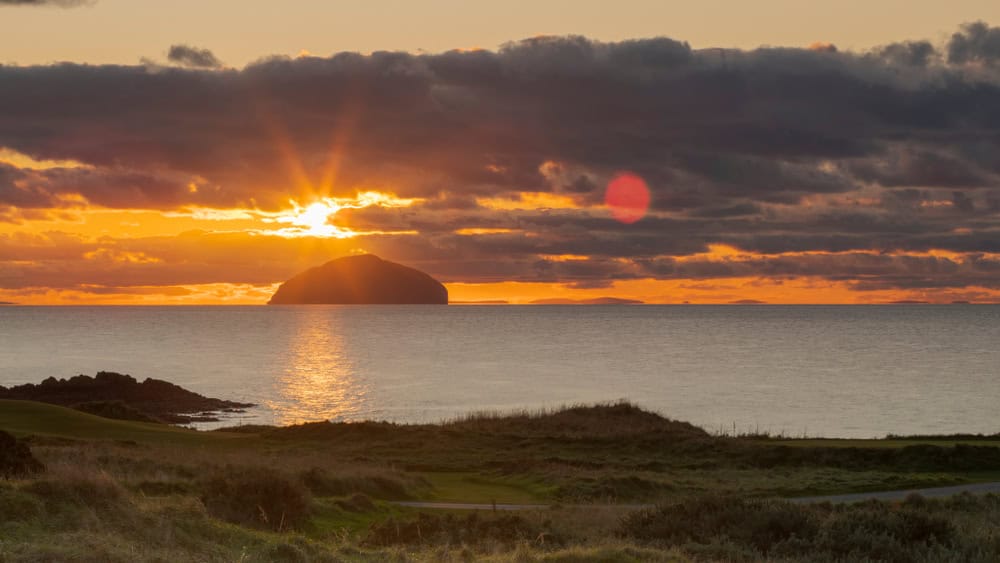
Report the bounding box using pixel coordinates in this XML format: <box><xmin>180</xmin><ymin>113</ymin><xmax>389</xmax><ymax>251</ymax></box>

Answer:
<box><xmin>1</xmin><ymin>305</ymin><xmax>999</xmax><ymax>439</ymax></box>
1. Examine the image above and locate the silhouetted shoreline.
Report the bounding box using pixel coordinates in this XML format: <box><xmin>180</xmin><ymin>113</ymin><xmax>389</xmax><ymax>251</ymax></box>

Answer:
<box><xmin>0</xmin><ymin>372</ymin><xmax>253</xmax><ymax>424</ymax></box>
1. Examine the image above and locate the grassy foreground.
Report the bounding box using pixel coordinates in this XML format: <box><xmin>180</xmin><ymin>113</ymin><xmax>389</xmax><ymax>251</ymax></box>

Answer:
<box><xmin>2</xmin><ymin>399</ymin><xmax>1000</xmax><ymax>561</ymax></box>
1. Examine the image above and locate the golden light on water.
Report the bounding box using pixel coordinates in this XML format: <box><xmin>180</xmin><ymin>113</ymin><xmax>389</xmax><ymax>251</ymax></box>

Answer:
<box><xmin>267</xmin><ymin>311</ymin><xmax>368</xmax><ymax>425</ymax></box>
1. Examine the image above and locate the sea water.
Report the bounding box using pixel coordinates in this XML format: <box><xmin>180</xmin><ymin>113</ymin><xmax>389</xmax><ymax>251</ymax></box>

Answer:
<box><xmin>1</xmin><ymin>305</ymin><xmax>998</xmax><ymax>438</ymax></box>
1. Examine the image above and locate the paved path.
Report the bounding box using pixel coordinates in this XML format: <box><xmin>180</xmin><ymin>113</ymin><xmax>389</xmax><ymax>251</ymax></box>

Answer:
<box><xmin>392</xmin><ymin>481</ymin><xmax>1000</xmax><ymax>511</ymax></box>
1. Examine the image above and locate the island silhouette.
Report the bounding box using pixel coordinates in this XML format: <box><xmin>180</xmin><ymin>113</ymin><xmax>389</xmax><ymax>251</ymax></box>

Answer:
<box><xmin>529</xmin><ymin>297</ymin><xmax>644</xmax><ymax>305</ymax></box>
<box><xmin>268</xmin><ymin>254</ymin><xmax>448</xmax><ymax>305</ymax></box>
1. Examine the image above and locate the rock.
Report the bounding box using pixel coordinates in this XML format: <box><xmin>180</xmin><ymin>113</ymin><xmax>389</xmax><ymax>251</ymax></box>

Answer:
<box><xmin>268</xmin><ymin>254</ymin><xmax>448</xmax><ymax>305</ymax></box>
<box><xmin>0</xmin><ymin>430</ymin><xmax>44</xmax><ymax>478</ymax></box>
<box><xmin>0</xmin><ymin>372</ymin><xmax>254</xmax><ymax>424</ymax></box>
<box><xmin>71</xmin><ymin>400</ymin><xmax>162</xmax><ymax>423</ymax></box>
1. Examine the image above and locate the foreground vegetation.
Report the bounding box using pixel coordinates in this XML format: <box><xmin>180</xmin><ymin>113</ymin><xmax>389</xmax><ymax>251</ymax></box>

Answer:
<box><xmin>3</xmin><ymin>399</ymin><xmax>1000</xmax><ymax>561</ymax></box>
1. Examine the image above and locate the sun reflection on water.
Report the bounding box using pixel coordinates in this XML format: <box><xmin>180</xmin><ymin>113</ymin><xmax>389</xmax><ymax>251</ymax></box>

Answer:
<box><xmin>266</xmin><ymin>312</ymin><xmax>368</xmax><ymax>425</ymax></box>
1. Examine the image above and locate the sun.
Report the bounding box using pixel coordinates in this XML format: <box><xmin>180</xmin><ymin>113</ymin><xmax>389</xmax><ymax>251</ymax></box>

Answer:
<box><xmin>274</xmin><ymin>199</ymin><xmax>348</xmax><ymax>237</ymax></box>
<box><xmin>265</xmin><ymin>191</ymin><xmax>421</xmax><ymax>238</ymax></box>
<box><xmin>296</xmin><ymin>201</ymin><xmax>341</xmax><ymax>233</ymax></box>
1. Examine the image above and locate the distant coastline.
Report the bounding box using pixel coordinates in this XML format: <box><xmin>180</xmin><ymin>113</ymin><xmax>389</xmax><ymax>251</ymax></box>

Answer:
<box><xmin>3</xmin><ymin>302</ymin><xmax>1000</xmax><ymax>307</ymax></box>
<box><xmin>529</xmin><ymin>297</ymin><xmax>644</xmax><ymax>305</ymax></box>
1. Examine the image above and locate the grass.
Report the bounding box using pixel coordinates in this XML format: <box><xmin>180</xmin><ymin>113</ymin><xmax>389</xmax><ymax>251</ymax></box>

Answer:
<box><xmin>419</xmin><ymin>472</ymin><xmax>553</xmax><ymax>504</ymax></box>
<box><xmin>4</xmin><ymin>398</ymin><xmax>1000</xmax><ymax>560</ymax></box>
<box><xmin>0</xmin><ymin>399</ymin><xmax>251</xmax><ymax>446</ymax></box>
<box><xmin>767</xmin><ymin>437</ymin><xmax>1000</xmax><ymax>449</ymax></box>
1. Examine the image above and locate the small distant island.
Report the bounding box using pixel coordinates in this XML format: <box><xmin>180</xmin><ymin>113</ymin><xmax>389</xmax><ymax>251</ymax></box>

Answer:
<box><xmin>529</xmin><ymin>297</ymin><xmax>644</xmax><ymax>305</ymax></box>
<box><xmin>268</xmin><ymin>254</ymin><xmax>448</xmax><ymax>305</ymax></box>
<box><xmin>0</xmin><ymin>301</ymin><xmax>16</xmax><ymax>305</ymax></box>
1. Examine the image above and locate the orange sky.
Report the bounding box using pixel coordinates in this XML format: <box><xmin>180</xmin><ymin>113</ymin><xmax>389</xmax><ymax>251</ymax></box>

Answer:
<box><xmin>1</xmin><ymin>173</ymin><xmax>996</xmax><ymax>304</ymax></box>
<box><xmin>3</xmin><ymin>20</ymin><xmax>1000</xmax><ymax>304</ymax></box>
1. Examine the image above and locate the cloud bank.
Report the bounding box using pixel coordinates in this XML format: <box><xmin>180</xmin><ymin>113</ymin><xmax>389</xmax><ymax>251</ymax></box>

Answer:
<box><xmin>2</xmin><ymin>23</ymin><xmax>1000</xmax><ymax>301</ymax></box>
<box><xmin>167</xmin><ymin>45</ymin><xmax>223</xmax><ymax>69</ymax></box>
<box><xmin>0</xmin><ymin>0</ymin><xmax>94</xmax><ymax>7</ymax></box>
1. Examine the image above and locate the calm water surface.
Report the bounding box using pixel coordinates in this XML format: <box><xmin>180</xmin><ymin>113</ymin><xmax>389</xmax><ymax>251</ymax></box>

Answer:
<box><xmin>1</xmin><ymin>305</ymin><xmax>999</xmax><ymax>438</ymax></box>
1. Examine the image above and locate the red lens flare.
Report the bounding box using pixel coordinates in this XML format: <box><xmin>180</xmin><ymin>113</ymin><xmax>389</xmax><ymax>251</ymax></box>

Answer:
<box><xmin>605</xmin><ymin>172</ymin><xmax>651</xmax><ymax>224</ymax></box>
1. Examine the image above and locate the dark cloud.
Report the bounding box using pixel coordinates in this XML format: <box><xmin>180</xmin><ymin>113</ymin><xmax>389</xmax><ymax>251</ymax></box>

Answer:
<box><xmin>872</xmin><ymin>40</ymin><xmax>937</xmax><ymax>67</ymax></box>
<box><xmin>0</xmin><ymin>163</ymin><xmax>216</xmax><ymax>209</ymax></box>
<box><xmin>2</xmin><ymin>24</ymin><xmax>1000</xmax><ymax>295</ymax></box>
<box><xmin>0</xmin><ymin>0</ymin><xmax>93</xmax><ymax>6</ymax></box>
<box><xmin>848</xmin><ymin>148</ymin><xmax>992</xmax><ymax>188</ymax></box>
<box><xmin>167</xmin><ymin>45</ymin><xmax>223</xmax><ymax>69</ymax></box>
<box><xmin>948</xmin><ymin>21</ymin><xmax>1000</xmax><ymax>65</ymax></box>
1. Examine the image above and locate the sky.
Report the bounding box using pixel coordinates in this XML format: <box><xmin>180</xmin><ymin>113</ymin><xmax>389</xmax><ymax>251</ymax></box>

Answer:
<box><xmin>2</xmin><ymin>1</ymin><xmax>1000</xmax><ymax>304</ymax></box>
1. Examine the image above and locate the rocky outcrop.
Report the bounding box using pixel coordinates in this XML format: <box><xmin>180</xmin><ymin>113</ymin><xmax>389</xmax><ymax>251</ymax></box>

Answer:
<box><xmin>268</xmin><ymin>254</ymin><xmax>448</xmax><ymax>305</ymax></box>
<box><xmin>0</xmin><ymin>372</ymin><xmax>254</xmax><ymax>424</ymax></box>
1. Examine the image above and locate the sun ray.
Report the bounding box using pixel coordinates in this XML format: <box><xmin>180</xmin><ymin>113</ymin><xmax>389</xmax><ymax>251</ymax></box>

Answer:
<box><xmin>262</xmin><ymin>191</ymin><xmax>422</xmax><ymax>238</ymax></box>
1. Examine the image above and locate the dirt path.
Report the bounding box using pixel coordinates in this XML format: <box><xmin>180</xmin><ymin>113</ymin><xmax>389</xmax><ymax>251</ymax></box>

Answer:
<box><xmin>392</xmin><ymin>481</ymin><xmax>1000</xmax><ymax>511</ymax></box>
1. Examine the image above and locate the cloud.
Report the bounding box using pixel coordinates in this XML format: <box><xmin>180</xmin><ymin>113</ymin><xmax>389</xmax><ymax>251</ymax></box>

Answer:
<box><xmin>872</xmin><ymin>40</ymin><xmax>937</xmax><ymax>67</ymax></box>
<box><xmin>0</xmin><ymin>0</ymin><xmax>94</xmax><ymax>6</ymax></box>
<box><xmin>0</xmin><ymin>162</ymin><xmax>215</xmax><ymax>209</ymax></box>
<box><xmin>3</xmin><ymin>23</ymin><xmax>1000</xmax><ymax>298</ymax></box>
<box><xmin>167</xmin><ymin>44</ymin><xmax>223</xmax><ymax>69</ymax></box>
<box><xmin>948</xmin><ymin>21</ymin><xmax>1000</xmax><ymax>65</ymax></box>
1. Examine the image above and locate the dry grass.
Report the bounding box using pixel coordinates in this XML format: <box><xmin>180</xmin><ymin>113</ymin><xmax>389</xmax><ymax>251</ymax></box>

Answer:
<box><xmin>442</xmin><ymin>401</ymin><xmax>709</xmax><ymax>440</ymax></box>
<box><xmin>5</xmin><ymin>401</ymin><xmax>1000</xmax><ymax>561</ymax></box>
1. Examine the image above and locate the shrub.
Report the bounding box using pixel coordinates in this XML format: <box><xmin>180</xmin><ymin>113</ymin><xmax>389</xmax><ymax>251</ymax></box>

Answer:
<box><xmin>135</xmin><ymin>479</ymin><xmax>194</xmax><ymax>496</ymax></box>
<box><xmin>299</xmin><ymin>467</ymin><xmax>410</xmax><ymax>499</ymax></box>
<box><xmin>620</xmin><ymin>495</ymin><xmax>957</xmax><ymax>561</ymax></box>
<box><xmin>0</xmin><ymin>487</ymin><xmax>44</xmax><ymax>522</ymax></box>
<box><xmin>336</xmin><ymin>492</ymin><xmax>376</xmax><ymax>512</ymax></box>
<box><xmin>199</xmin><ymin>467</ymin><xmax>311</xmax><ymax>531</ymax></box>
<box><xmin>363</xmin><ymin>512</ymin><xmax>549</xmax><ymax>548</ymax></box>
<box><xmin>555</xmin><ymin>475</ymin><xmax>674</xmax><ymax>502</ymax></box>
<box><xmin>618</xmin><ymin>496</ymin><xmax>817</xmax><ymax>553</ymax></box>
<box><xmin>24</xmin><ymin>470</ymin><xmax>126</xmax><ymax>511</ymax></box>
<box><xmin>0</xmin><ymin>430</ymin><xmax>45</xmax><ymax>478</ymax></box>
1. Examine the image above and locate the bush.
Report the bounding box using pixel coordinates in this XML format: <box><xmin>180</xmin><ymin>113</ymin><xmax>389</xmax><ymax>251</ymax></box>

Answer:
<box><xmin>619</xmin><ymin>495</ymin><xmax>956</xmax><ymax>560</ymax></box>
<box><xmin>199</xmin><ymin>467</ymin><xmax>311</xmax><ymax>531</ymax></box>
<box><xmin>336</xmin><ymin>492</ymin><xmax>375</xmax><ymax>512</ymax></box>
<box><xmin>0</xmin><ymin>487</ymin><xmax>44</xmax><ymax>521</ymax></box>
<box><xmin>0</xmin><ymin>430</ymin><xmax>45</xmax><ymax>478</ymax></box>
<box><xmin>619</xmin><ymin>496</ymin><xmax>817</xmax><ymax>553</ymax></box>
<box><xmin>555</xmin><ymin>475</ymin><xmax>674</xmax><ymax>502</ymax></box>
<box><xmin>24</xmin><ymin>470</ymin><xmax>126</xmax><ymax>511</ymax></box>
<box><xmin>298</xmin><ymin>467</ymin><xmax>411</xmax><ymax>499</ymax></box>
<box><xmin>363</xmin><ymin>512</ymin><xmax>550</xmax><ymax>548</ymax></box>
